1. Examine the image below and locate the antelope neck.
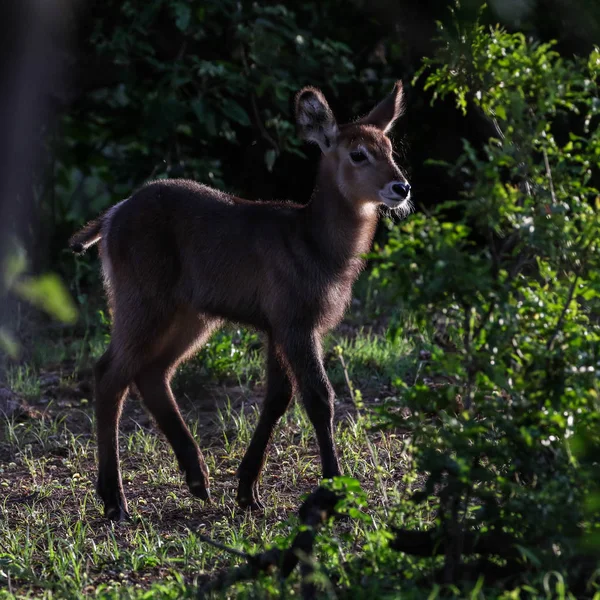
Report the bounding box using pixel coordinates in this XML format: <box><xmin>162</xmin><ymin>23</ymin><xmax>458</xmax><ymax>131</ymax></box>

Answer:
<box><xmin>302</xmin><ymin>160</ymin><xmax>379</xmax><ymax>270</ymax></box>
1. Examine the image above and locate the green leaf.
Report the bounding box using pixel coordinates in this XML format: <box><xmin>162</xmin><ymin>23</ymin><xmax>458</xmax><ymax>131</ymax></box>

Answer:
<box><xmin>330</xmin><ymin>476</ymin><xmax>363</xmax><ymax>493</ymax></box>
<box><xmin>220</xmin><ymin>99</ymin><xmax>250</xmax><ymax>126</ymax></box>
<box><xmin>14</xmin><ymin>274</ymin><xmax>78</xmax><ymax>324</ymax></box>
<box><xmin>0</xmin><ymin>327</ymin><xmax>20</xmax><ymax>359</ymax></box>
<box><xmin>192</xmin><ymin>98</ymin><xmax>217</xmax><ymax>136</ymax></box>
<box><xmin>174</xmin><ymin>4</ymin><xmax>191</xmax><ymax>31</ymax></box>
<box><xmin>191</xmin><ymin>100</ymin><xmax>205</xmax><ymax>123</ymax></box>
<box><xmin>264</xmin><ymin>149</ymin><xmax>277</xmax><ymax>172</ymax></box>
<box><xmin>3</xmin><ymin>243</ymin><xmax>27</xmax><ymax>289</ymax></box>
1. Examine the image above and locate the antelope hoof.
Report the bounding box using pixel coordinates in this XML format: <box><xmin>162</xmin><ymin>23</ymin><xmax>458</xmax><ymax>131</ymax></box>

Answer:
<box><xmin>98</xmin><ymin>480</ymin><xmax>130</xmax><ymax>522</ymax></box>
<box><xmin>243</xmin><ymin>498</ymin><xmax>265</xmax><ymax>511</ymax></box>
<box><xmin>189</xmin><ymin>480</ymin><xmax>211</xmax><ymax>502</ymax></box>
<box><xmin>104</xmin><ymin>504</ymin><xmax>131</xmax><ymax>522</ymax></box>
<box><xmin>237</xmin><ymin>481</ymin><xmax>264</xmax><ymax>511</ymax></box>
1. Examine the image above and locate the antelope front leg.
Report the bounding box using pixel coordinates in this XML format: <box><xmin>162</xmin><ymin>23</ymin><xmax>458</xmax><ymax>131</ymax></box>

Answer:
<box><xmin>281</xmin><ymin>333</ymin><xmax>342</xmax><ymax>480</ymax></box>
<box><xmin>237</xmin><ymin>342</ymin><xmax>294</xmax><ymax>509</ymax></box>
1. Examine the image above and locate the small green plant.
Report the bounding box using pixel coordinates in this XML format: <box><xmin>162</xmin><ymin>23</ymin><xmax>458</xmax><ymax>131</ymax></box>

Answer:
<box><xmin>173</xmin><ymin>327</ymin><xmax>264</xmax><ymax>391</ymax></box>
<box><xmin>5</xmin><ymin>364</ymin><xmax>40</xmax><ymax>399</ymax></box>
<box><xmin>1</xmin><ymin>239</ymin><xmax>77</xmax><ymax>360</ymax></box>
<box><xmin>326</xmin><ymin>329</ymin><xmax>415</xmax><ymax>390</ymax></box>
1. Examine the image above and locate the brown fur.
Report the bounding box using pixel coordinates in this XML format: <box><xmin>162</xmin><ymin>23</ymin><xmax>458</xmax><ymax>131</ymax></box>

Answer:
<box><xmin>70</xmin><ymin>82</ymin><xmax>411</xmax><ymax>520</ymax></box>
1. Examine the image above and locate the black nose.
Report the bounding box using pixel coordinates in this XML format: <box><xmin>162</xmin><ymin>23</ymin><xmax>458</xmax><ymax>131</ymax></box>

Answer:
<box><xmin>392</xmin><ymin>182</ymin><xmax>411</xmax><ymax>199</ymax></box>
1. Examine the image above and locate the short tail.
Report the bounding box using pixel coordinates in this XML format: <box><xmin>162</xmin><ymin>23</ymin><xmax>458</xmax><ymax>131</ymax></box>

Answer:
<box><xmin>69</xmin><ymin>218</ymin><xmax>103</xmax><ymax>254</ymax></box>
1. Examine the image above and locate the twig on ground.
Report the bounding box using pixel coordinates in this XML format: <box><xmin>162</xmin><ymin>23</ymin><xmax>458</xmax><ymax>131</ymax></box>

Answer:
<box><xmin>196</xmin><ymin>534</ymin><xmax>251</xmax><ymax>560</ymax></box>
<box><xmin>196</xmin><ymin>486</ymin><xmax>341</xmax><ymax>599</ymax></box>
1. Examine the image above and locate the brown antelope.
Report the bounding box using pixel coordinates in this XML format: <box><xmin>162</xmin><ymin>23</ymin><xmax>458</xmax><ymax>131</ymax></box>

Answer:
<box><xmin>70</xmin><ymin>81</ymin><xmax>411</xmax><ymax>521</ymax></box>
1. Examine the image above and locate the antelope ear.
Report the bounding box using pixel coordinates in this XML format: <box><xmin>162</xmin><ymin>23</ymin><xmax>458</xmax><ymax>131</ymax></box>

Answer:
<box><xmin>295</xmin><ymin>86</ymin><xmax>339</xmax><ymax>153</ymax></box>
<box><xmin>359</xmin><ymin>81</ymin><xmax>405</xmax><ymax>133</ymax></box>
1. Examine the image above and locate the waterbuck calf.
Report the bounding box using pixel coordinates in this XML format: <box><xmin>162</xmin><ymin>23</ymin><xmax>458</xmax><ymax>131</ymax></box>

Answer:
<box><xmin>70</xmin><ymin>82</ymin><xmax>411</xmax><ymax>521</ymax></box>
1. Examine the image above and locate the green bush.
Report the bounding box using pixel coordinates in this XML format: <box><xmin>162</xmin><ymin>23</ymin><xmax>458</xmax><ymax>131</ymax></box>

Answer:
<box><xmin>370</xmin><ymin>13</ymin><xmax>600</xmax><ymax>593</ymax></box>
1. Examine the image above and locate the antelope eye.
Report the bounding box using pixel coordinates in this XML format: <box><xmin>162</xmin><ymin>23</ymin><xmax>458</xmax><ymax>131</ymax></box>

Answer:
<box><xmin>349</xmin><ymin>150</ymin><xmax>368</xmax><ymax>164</ymax></box>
